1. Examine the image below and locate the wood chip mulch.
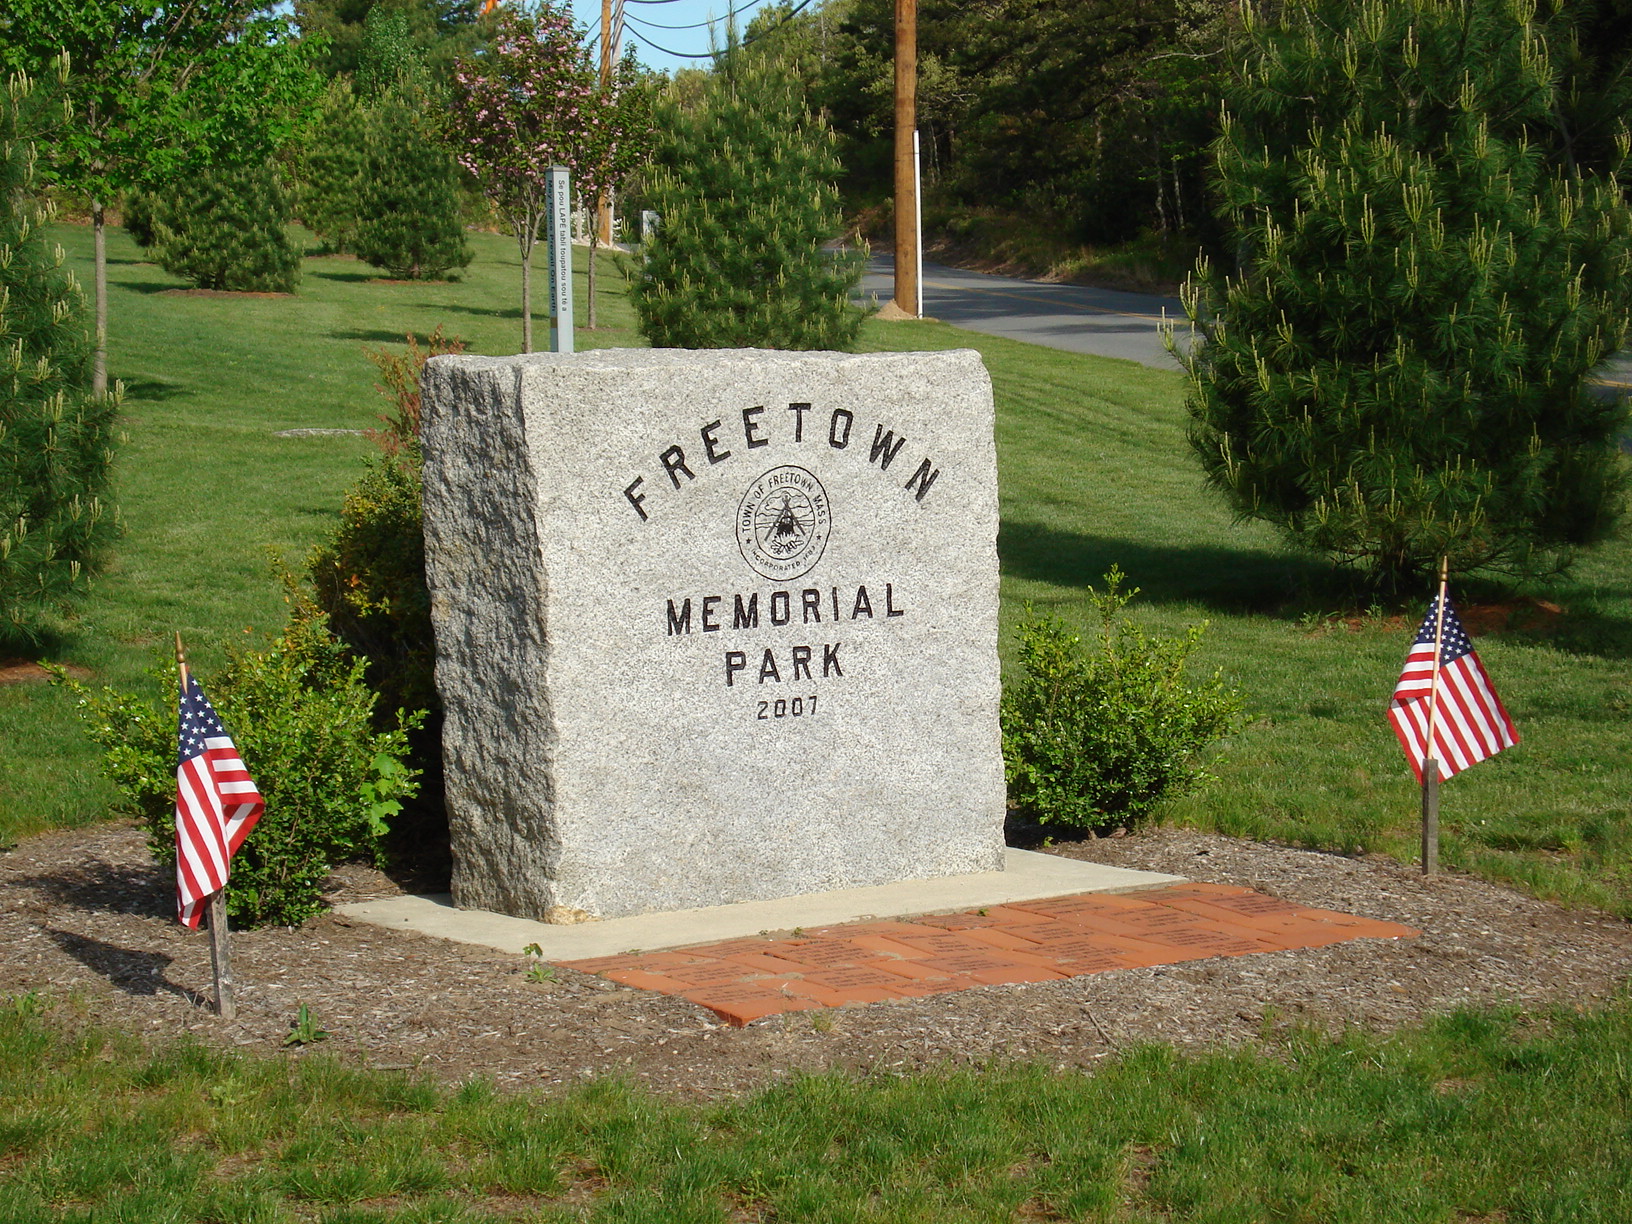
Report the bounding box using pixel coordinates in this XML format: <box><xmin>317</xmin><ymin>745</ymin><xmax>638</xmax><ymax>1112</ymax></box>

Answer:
<box><xmin>1</xmin><ymin>821</ymin><xmax>1628</xmax><ymax>1098</ymax></box>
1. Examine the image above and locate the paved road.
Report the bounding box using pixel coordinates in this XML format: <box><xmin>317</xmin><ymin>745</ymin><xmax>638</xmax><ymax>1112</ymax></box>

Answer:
<box><xmin>860</xmin><ymin>255</ymin><xmax>1186</xmax><ymax>370</ymax></box>
<box><xmin>862</xmin><ymin>254</ymin><xmax>1632</xmax><ymax>396</ymax></box>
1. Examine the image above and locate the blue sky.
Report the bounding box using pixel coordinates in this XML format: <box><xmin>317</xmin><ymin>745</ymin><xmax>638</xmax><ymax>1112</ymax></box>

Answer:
<box><xmin>566</xmin><ymin>0</ymin><xmax>777</xmax><ymax>73</ymax></box>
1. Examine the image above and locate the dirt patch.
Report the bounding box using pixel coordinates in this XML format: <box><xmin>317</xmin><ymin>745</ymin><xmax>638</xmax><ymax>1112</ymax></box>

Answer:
<box><xmin>1303</xmin><ymin>597</ymin><xmax>1567</xmax><ymax>637</ymax></box>
<box><xmin>0</xmin><ymin>659</ymin><xmax>91</xmax><ymax>685</ymax></box>
<box><xmin>2</xmin><ymin>822</ymin><xmax>1627</xmax><ymax>1098</ymax></box>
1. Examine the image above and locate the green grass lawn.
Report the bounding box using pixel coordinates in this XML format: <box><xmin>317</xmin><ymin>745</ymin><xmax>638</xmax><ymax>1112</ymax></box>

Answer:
<box><xmin>3</xmin><ymin>222</ymin><xmax>1630</xmax><ymax>921</ymax></box>
<box><xmin>3</xmin><ymin>993</ymin><xmax>1629</xmax><ymax>1221</ymax></box>
<box><xmin>2</xmin><ymin>223</ymin><xmax>1631</xmax><ymax>1223</ymax></box>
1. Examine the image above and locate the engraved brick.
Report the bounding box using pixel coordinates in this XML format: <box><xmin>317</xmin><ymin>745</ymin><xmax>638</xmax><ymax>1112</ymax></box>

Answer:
<box><xmin>885</xmin><ymin>931</ymin><xmax>993</xmax><ymax>956</ymax></box>
<box><xmin>861</xmin><ymin>958</ymin><xmax>956</xmax><ymax>981</ymax></box>
<box><xmin>800</xmin><ymin>967</ymin><xmax>914</xmax><ymax>991</ymax></box>
<box><xmin>658</xmin><ymin>961</ymin><xmax>760</xmax><ymax>987</ymax></box>
<box><xmin>765</xmin><ymin>940</ymin><xmax>871</xmax><ymax>969</ymax></box>
<box><xmin>681</xmin><ymin>984</ymin><xmax>817</xmax><ymax>1026</ymax></box>
<box><xmin>599</xmin><ymin>968</ymin><xmax>691</xmax><ymax>992</ymax></box>
<box><xmin>964</xmin><ymin>963</ymin><xmax>1072</xmax><ymax>985</ymax></box>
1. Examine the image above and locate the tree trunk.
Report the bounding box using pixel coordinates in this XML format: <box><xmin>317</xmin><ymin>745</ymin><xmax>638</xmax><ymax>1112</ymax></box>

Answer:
<box><xmin>518</xmin><ymin>227</ymin><xmax>533</xmax><ymax>353</ymax></box>
<box><xmin>92</xmin><ymin>199</ymin><xmax>109</xmax><ymax>399</ymax></box>
<box><xmin>586</xmin><ymin>229</ymin><xmax>599</xmax><ymax>330</ymax></box>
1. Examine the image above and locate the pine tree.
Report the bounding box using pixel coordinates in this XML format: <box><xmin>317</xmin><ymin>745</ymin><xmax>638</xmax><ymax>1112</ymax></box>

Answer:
<box><xmin>0</xmin><ymin>73</ymin><xmax>120</xmax><ymax>646</ymax></box>
<box><xmin>151</xmin><ymin>162</ymin><xmax>303</xmax><ymax>292</ymax></box>
<box><xmin>1178</xmin><ymin>0</ymin><xmax>1632</xmax><ymax>587</ymax></box>
<box><xmin>634</xmin><ymin>44</ymin><xmax>864</xmax><ymax>350</ymax></box>
<box><xmin>296</xmin><ymin>81</ymin><xmax>369</xmax><ymax>256</ymax></box>
<box><xmin>352</xmin><ymin>87</ymin><xmax>473</xmax><ymax>281</ymax></box>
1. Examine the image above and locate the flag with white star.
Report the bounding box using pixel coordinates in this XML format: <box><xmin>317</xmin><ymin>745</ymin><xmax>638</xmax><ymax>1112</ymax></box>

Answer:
<box><xmin>1388</xmin><ymin>594</ymin><xmax>1518</xmax><ymax>783</ymax></box>
<box><xmin>175</xmin><ymin>671</ymin><xmax>263</xmax><ymax>928</ymax></box>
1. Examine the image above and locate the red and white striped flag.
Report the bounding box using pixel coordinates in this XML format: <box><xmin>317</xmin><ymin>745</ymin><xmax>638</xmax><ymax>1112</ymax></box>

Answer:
<box><xmin>1388</xmin><ymin>594</ymin><xmax>1518</xmax><ymax>783</ymax></box>
<box><xmin>175</xmin><ymin>672</ymin><xmax>263</xmax><ymax>928</ymax></box>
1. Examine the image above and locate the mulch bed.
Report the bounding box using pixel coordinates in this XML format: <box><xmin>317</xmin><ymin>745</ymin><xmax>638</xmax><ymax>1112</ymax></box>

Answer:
<box><xmin>2</xmin><ymin>821</ymin><xmax>1628</xmax><ymax>1098</ymax></box>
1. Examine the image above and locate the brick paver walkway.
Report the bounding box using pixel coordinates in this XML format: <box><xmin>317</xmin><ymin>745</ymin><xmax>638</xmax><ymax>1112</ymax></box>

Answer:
<box><xmin>557</xmin><ymin>883</ymin><xmax>1419</xmax><ymax>1026</ymax></box>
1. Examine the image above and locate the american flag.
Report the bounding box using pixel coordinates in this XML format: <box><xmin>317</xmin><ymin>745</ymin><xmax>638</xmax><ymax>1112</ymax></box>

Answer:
<box><xmin>1388</xmin><ymin>594</ymin><xmax>1518</xmax><ymax>783</ymax></box>
<box><xmin>175</xmin><ymin>672</ymin><xmax>263</xmax><ymax>928</ymax></box>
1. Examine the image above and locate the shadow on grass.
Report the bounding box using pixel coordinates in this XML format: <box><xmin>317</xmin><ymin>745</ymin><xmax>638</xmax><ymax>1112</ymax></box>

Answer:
<box><xmin>310</xmin><ymin>269</ymin><xmax>375</xmax><ymax>284</ymax></box>
<box><xmin>44</xmin><ymin>929</ymin><xmax>192</xmax><ymax>1000</ymax></box>
<box><xmin>121</xmin><ymin>377</ymin><xmax>192</xmax><ymax>402</ymax></box>
<box><xmin>113</xmin><ymin>279</ymin><xmax>183</xmax><ymax>295</ymax></box>
<box><xmin>999</xmin><ymin>520</ymin><xmax>1336</xmax><ymax>614</ymax></box>
<box><xmin>329</xmin><ymin>328</ymin><xmax>432</xmax><ymax>345</ymax></box>
<box><xmin>1523</xmin><ymin>603</ymin><xmax>1632</xmax><ymax>660</ymax></box>
<box><xmin>435</xmin><ymin>302</ymin><xmax>521</xmax><ymax>320</ymax></box>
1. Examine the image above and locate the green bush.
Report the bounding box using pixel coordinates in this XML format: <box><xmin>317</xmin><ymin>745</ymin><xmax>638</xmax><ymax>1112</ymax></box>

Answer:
<box><xmin>1001</xmin><ymin>569</ymin><xmax>1243</xmax><ymax>833</ymax></box>
<box><xmin>1180</xmin><ymin>0</ymin><xmax>1632</xmax><ymax>587</ymax></box>
<box><xmin>634</xmin><ymin>41</ymin><xmax>864</xmax><ymax>349</ymax></box>
<box><xmin>305</xmin><ymin>330</ymin><xmax>465</xmax><ymax>874</ymax></box>
<box><xmin>120</xmin><ymin>189</ymin><xmax>158</xmax><ymax>248</ymax></box>
<box><xmin>308</xmin><ymin>450</ymin><xmax>434</xmax><ymax>719</ymax></box>
<box><xmin>65</xmin><ymin>605</ymin><xmax>422</xmax><ymax>928</ymax></box>
<box><xmin>352</xmin><ymin>88</ymin><xmax>471</xmax><ymax>281</ymax></box>
<box><xmin>0</xmin><ymin>71</ymin><xmax>121</xmax><ymax>648</ymax></box>
<box><xmin>295</xmin><ymin>81</ymin><xmax>368</xmax><ymax>256</ymax></box>
<box><xmin>151</xmin><ymin>161</ymin><xmax>303</xmax><ymax>293</ymax></box>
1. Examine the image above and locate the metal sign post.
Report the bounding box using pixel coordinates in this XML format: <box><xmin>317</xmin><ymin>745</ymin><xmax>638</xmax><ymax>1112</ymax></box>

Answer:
<box><xmin>546</xmin><ymin>165</ymin><xmax>574</xmax><ymax>354</ymax></box>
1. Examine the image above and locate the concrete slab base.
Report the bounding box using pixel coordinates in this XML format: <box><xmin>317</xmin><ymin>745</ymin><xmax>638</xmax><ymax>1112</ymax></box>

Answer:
<box><xmin>336</xmin><ymin>850</ymin><xmax>1186</xmax><ymax>961</ymax></box>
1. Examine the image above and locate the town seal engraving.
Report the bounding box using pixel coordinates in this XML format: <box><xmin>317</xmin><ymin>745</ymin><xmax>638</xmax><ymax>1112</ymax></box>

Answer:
<box><xmin>736</xmin><ymin>465</ymin><xmax>831</xmax><ymax>581</ymax></box>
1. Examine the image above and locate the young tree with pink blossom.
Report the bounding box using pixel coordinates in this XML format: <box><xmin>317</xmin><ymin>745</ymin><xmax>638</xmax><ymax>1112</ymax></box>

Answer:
<box><xmin>448</xmin><ymin>2</ymin><xmax>595</xmax><ymax>352</ymax></box>
<box><xmin>575</xmin><ymin>48</ymin><xmax>655</xmax><ymax>330</ymax></box>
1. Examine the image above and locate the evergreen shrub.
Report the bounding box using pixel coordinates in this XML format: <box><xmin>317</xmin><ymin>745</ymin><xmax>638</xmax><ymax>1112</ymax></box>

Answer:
<box><xmin>634</xmin><ymin>45</ymin><xmax>864</xmax><ymax>349</ymax></box>
<box><xmin>352</xmin><ymin>90</ymin><xmax>472</xmax><ymax>281</ymax></box>
<box><xmin>0</xmin><ymin>72</ymin><xmax>120</xmax><ymax>647</ymax></box>
<box><xmin>1179</xmin><ymin>0</ymin><xmax>1632</xmax><ymax>587</ymax></box>
<box><xmin>65</xmin><ymin>605</ymin><xmax>422</xmax><ymax>928</ymax></box>
<box><xmin>295</xmin><ymin>82</ymin><xmax>368</xmax><ymax>255</ymax></box>
<box><xmin>120</xmin><ymin>189</ymin><xmax>158</xmax><ymax>248</ymax></box>
<box><xmin>151</xmin><ymin>161</ymin><xmax>303</xmax><ymax>292</ymax></box>
<box><xmin>1001</xmin><ymin>569</ymin><xmax>1242</xmax><ymax>834</ymax></box>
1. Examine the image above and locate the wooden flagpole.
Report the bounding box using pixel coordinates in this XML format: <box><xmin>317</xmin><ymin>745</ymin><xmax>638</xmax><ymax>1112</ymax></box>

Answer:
<box><xmin>177</xmin><ymin>632</ymin><xmax>236</xmax><ymax>1019</ymax></box>
<box><xmin>1420</xmin><ymin>558</ymin><xmax>1450</xmax><ymax>877</ymax></box>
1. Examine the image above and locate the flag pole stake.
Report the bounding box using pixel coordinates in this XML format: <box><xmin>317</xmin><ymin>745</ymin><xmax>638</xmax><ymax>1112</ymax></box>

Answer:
<box><xmin>207</xmin><ymin>890</ymin><xmax>236</xmax><ymax>1020</ymax></box>
<box><xmin>1420</xmin><ymin>558</ymin><xmax>1450</xmax><ymax>876</ymax></box>
<box><xmin>177</xmin><ymin>632</ymin><xmax>236</xmax><ymax>1019</ymax></box>
<box><xmin>1420</xmin><ymin>761</ymin><xmax>1440</xmax><ymax>877</ymax></box>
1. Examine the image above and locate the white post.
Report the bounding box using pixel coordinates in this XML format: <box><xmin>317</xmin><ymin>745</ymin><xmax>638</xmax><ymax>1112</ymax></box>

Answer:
<box><xmin>547</xmin><ymin>165</ymin><xmax>575</xmax><ymax>355</ymax></box>
<box><xmin>912</xmin><ymin>129</ymin><xmax>924</xmax><ymax>318</ymax></box>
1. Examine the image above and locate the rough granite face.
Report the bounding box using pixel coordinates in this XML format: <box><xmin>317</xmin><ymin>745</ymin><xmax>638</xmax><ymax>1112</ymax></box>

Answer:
<box><xmin>420</xmin><ymin>348</ymin><xmax>1004</xmax><ymax>921</ymax></box>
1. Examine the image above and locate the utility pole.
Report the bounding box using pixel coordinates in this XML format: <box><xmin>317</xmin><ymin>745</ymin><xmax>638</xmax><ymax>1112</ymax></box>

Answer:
<box><xmin>597</xmin><ymin>0</ymin><xmax>616</xmax><ymax>246</ymax></box>
<box><xmin>892</xmin><ymin>0</ymin><xmax>919</xmax><ymax>317</ymax></box>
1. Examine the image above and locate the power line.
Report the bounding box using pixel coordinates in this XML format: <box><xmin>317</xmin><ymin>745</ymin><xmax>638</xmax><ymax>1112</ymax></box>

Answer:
<box><xmin>621</xmin><ymin>0</ymin><xmax>817</xmax><ymax>61</ymax></box>
<box><xmin>621</xmin><ymin>1</ymin><xmax>761</xmax><ymax>32</ymax></box>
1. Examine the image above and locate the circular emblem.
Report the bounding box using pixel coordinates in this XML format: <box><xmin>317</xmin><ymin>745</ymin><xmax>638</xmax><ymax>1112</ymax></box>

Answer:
<box><xmin>736</xmin><ymin>465</ymin><xmax>832</xmax><ymax>581</ymax></box>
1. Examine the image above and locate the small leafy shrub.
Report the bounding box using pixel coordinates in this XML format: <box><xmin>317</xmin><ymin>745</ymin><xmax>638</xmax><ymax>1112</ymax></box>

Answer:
<box><xmin>1001</xmin><ymin>568</ymin><xmax>1242</xmax><ymax>833</ymax></box>
<box><xmin>306</xmin><ymin>329</ymin><xmax>465</xmax><ymax>873</ymax></box>
<box><xmin>309</xmin><ymin>452</ymin><xmax>434</xmax><ymax>719</ymax></box>
<box><xmin>151</xmin><ymin>161</ymin><xmax>302</xmax><ymax>293</ymax></box>
<box><xmin>64</xmin><ymin>605</ymin><xmax>421</xmax><ymax>928</ymax></box>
